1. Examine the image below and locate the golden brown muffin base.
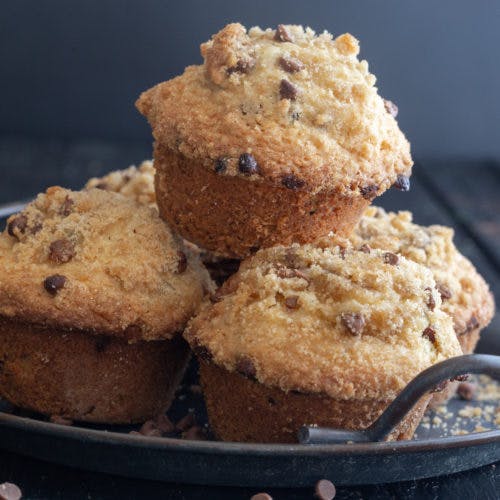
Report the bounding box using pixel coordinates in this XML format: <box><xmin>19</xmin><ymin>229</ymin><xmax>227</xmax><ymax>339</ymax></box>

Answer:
<box><xmin>199</xmin><ymin>361</ymin><xmax>430</xmax><ymax>443</ymax></box>
<box><xmin>0</xmin><ymin>316</ymin><xmax>190</xmax><ymax>424</ymax></box>
<box><xmin>428</xmin><ymin>326</ymin><xmax>481</xmax><ymax>408</ymax></box>
<box><xmin>155</xmin><ymin>145</ymin><xmax>371</xmax><ymax>258</ymax></box>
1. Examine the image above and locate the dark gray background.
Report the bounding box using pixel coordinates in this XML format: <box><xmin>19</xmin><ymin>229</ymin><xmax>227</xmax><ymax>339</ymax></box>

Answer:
<box><xmin>1</xmin><ymin>0</ymin><xmax>499</xmax><ymax>160</ymax></box>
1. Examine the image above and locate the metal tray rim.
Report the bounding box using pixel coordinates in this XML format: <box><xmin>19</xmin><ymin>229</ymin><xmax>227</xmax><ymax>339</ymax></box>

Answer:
<box><xmin>2</xmin><ymin>410</ymin><xmax>499</xmax><ymax>457</ymax></box>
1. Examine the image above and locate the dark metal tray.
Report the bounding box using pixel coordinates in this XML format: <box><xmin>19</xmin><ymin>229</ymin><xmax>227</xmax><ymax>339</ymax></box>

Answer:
<box><xmin>0</xmin><ymin>357</ymin><xmax>499</xmax><ymax>488</ymax></box>
<box><xmin>0</xmin><ymin>203</ymin><xmax>499</xmax><ymax>488</ymax></box>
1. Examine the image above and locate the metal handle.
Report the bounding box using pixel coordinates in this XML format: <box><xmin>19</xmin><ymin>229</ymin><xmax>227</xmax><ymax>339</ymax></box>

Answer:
<box><xmin>299</xmin><ymin>354</ymin><xmax>500</xmax><ymax>444</ymax></box>
<box><xmin>0</xmin><ymin>200</ymin><xmax>30</xmax><ymax>219</ymax></box>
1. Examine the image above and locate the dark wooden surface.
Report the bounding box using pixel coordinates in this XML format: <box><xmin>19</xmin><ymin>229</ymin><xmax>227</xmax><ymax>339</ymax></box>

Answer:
<box><xmin>0</xmin><ymin>136</ymin><xmax>499</xmax><ymax>499</ymax></box>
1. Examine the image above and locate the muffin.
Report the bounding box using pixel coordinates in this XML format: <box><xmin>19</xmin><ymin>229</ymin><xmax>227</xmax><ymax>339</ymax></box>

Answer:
<box><xmin>85</xmin><ymin>160</ymin><xmax>156</xmax><ymax>208</ymax></box>
<box><xmin>185</xmin><ymin>244</ymin><xmax>461</xmax><ymax>443</ymax></box>
<box><xmin>136</xmin><ymin>23</ymin><xmax>413</xmax><ymax>258</ymax></box>
<box><xmin>321</xmin><ymin>207</ymin><xmax>495</xmax><ymax>354</ymax></box>
<box><xmin>0</xmin><ymin>186</ymin><xmax>213</xmax><ymax>423</ymax></box>
<box><xmin>319</xmin><ymin>207</ymin><xmax>495</xmax><ymax>405</ymax></box>
<box><xmin>85</xmin><ymin>162</ymin><xmax>241</xmax><ymax>286</ymax></box>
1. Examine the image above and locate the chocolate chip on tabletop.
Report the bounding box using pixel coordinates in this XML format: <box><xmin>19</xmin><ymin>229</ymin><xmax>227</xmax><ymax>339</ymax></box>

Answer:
<box><xmin>315</xmin><ymin>479</ymin><xmax>337</xmax><ymax>500</ymax></box>
<box><xmin>0</xmin><ymin>482</ymin><xmax>22</xmax><ymax>500</ymax></box>
<box><xmin>250</xmin><ymin>493</ymin><xmax>273</xmax><ymax>500</ymax></box>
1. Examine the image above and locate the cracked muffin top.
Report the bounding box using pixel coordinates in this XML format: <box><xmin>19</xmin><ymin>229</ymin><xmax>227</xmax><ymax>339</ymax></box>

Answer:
<box><xmin>0</xmin><ymin>186</ymin><xmax>214</xmax><ymax>340</ymax></box>
<box><xmin>136</xmin><ymin>23</ymin><xmax>413</xmax><ymax>196</ymax></box>
<box><xmin>85</xmin><ymin>160</ymin><xmax>156</xmax><ymax>208</ymax></box>
<box><xmin>320</xmin><ymin>207</ymin><xmax>495</xmax><ymax>336</ymax></box>
<box><xmin>185</xmin><ymin>244</ymin><xmax>461</xmax><ymax>400</ymax></box>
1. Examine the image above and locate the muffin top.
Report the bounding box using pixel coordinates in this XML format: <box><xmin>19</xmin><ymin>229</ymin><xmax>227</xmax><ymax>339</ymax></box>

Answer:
<box><xmin>0</xmin><ymin>186</ymin><xmax>213</xmax><ymax>340</ymax></box>
<box><xmin>185</xmin><ymin>244</ymin><xmax>461</xmax><ymax>400</ymax></box>
<box><xmin>321</xmin><ymin>207</ymin><xmax>495</xmax><ymax>336</ymax></box>
<box><xmin>137</xmin><ymin>23</ymin><xmax>412</xmax><ymax>196</ymax></box>
<box><xmin>85</xmin><ymin>160</ymin><xmax>156</xmax><ymax>208</ymax></box>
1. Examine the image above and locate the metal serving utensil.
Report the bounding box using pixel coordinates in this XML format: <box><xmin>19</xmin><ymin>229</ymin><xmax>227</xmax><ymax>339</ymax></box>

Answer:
<box><xmin>298</xmin><ymin>354</ymin><xmax>500</xmax><ymax>444</ymax></box>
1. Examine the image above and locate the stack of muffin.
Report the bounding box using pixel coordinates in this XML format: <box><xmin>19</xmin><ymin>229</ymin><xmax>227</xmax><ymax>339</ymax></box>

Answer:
<box><xmin>0</xmin><ymin>24</ymin><xmax>494</xmax><ymax>443</ymax></box>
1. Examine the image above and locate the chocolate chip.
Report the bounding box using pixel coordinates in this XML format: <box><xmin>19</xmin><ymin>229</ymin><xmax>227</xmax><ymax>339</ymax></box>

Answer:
<box><xmin>315</xmin><ymin>479</ymin><xmax>336</xmax><ymax>500</ymax></box>
<box><xmin>31</xmin><ymin>221</ymin><xmax>43</xmax><ymax>234</ymax></box>
<box><xmin>359</xmin><ymin>244</ymin><xmax>371</xmax><ymax>254</ymax></box>
<box><xmin>278</xmin><ymin>56</ymin><xmax>304</xmax><ymax>73</ymax></box>
<box><xmin>0</xmin><ymin>482</ymin><xmax>22</xmax><ymax>500</ymax></box>
<box><xmin>49</xmin><ymin>238</ymin><xmax>75</xmax><ymax>264</ymax></box>
<box><xmin>282</xmin><ymin>174</ymin><xmax>305</xmax><ymax>190</ymax></box>
<box><xmin>238</xmin><ymin>153</ymin><xmax>259</xmax><ymax>175</ymax></box>
<box><xmin>94</xmin><ymin>182</ymin><xmax>109</xmax><ymax>190</ymax></box>
<box><xmin>384</xmin><ymin>99</ymin><xmax>398</xmax><ymax>118</ymax></box>
<box><xmin>279</xmin><ymin>79</ymin><xmax>299</xmax><ymax>100</ymax></box>
<box><xmin>49</xmin><ymin>415</ymin><xmax>73</xmax><ymax>426</ymax></box>
<box><xmin>176</xmin><ymin>412</ymin><xmax>196</xmax><ymax>432</ymax></box>
<box><xmin>360</xmin><ymin>184</ymin><xmax>378</xmax><ymax>200</ymax></box>
<box><xmin>227</xmin><ymin>58</ymin><xmax>255</xmax><ymax>75</ymax></box>
<box><xmin>425</xmin><ymin>287</ymin><xmax>436</xmax><ymax>311</ymax></box>
<box><xmin>183</xmin><ymin>425</ymin><xmax>207</xmax><ymax>440</ymax></box>
<box><xmin>60</xmin><ymin>196</ymin><xmax>74</xmax><ymax>216</ymax></box>
<box><xmin>236</xmin><ymin>356</ymin><xmax>256</xmax><ymax>378</ymax></box>
<box><xmin>465</xmin><ymin>315</ymin><xmax>479</xmax><ymax>333</ymax></box>
<box><xmin>341</xmin><ymin>312</ymin><xmax>365</xmax><ymax>336</ymax></box>
<box><xmin>43</xmin><ymin>274</ymin><xmax>67</xmax><ymax>295</ymax></box>
<box><xmin>457</xmin><ymin>382</ymin><xmax>476</xmax><ymax>401</ymax></box>
<box><xmin>393</xmin><ymin>174</ymin><xmax>410</xmax><ymax>192</ymax></box>
<box><xmin>139</xmin><ymin>420</ymin><xmax>162</xmax><ymax>437</ymax></box>
<box><xmin>285</xmin><ymin>295</ymin><xmax>299</xmax><ymax>309</ymax></box>
<box><xmin>275</xmin><ymin>265</ymin><xmax>310</xmax><ymax>284</ymax></box>
<box><xmin>156</xmin><ymin>414</ymin><xmax>175</xmax><ymax>433</ymax></box>
<box><xmin>7</xmin><ymin>215</ymin><xmax>28</xmax><ymax>238</ymax></box>
<box><xmin>338</xmin><ymin>246</ymin><xmax>346</xmax><ymax>259</ymax></box>
<box><xmin>284</xmin><ymin>248</ymin><xmax>301</xmax><ymax>269</ymax></box>
<box><xmin>431</xmin><ymin>380</ymin><xmax>448</xmax><ymax>393</ymax></box>
<box><xmin>177</xmin><ymin>251</ymin><xmax>188</xmax><ymax>273</ymax></box>
<box><xmin>251</xmin><ymin>493</ymin><xmax>273</xmax><ymax>500</ymax></box>
<box><xmin>94</xmin><ymin>336</ymin><xmax>112</xmax><ymax>353</ymax></box>
<box><xmin>422</xmin><ymin>326</ymin><xmax>436</xmax><ymax>344</ymax></box>
<box><xmin>451</xmin><ymin>374</ymin><xmax>469</xmax><ymax>382</ymax></box>
<box><xmin>215</xmin><ymin>157</ymin><xmax>228</xmax><ymax>174</ymax></box>
<box><xmin>436</xmin><ymin>283</ymin><xmax>452</xmax><ymax>301</ymax></box>
<box><xmin>383</xmin><ymin>252</ymin><xmax>399</xmax><ymax>265</ymax></box>
<box><xmin>274</xmin><ymin>24</ymin><xmax>293</xmax><ymax>42</ymax></box>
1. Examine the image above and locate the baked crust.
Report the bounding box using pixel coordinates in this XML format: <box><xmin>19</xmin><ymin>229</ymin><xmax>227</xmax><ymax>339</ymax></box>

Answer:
<box><xmin>0</xmin><ymin>186</ymin><xmax>214</xmax><ymax>340</ymax></box>
<box><xmin>155</xmin><ymin>145</ymin><xmax>371</xmax><ymax>257</ymax></box>
<box><xmin>137</xmin><ymin>23</ymin><xmax>412</xmax><ymax>196</ymax></box>
<box><xmin>200</xmin><ymin>361</ymin><xmax>429</xmax><ymax>443</ymax></box>
<box><xmin>320</xmin><ymin>206</ymin><xmax>495</xmax><ymax>339</ymax></box>
<box><xmin>85</xmin><ymin>160</ymin><xmax>156</xmax><ymax>208</ymax></box>
<box><xmin>186</xmin><ymin>244</ymin><xmax>461</xmax><ymax>401</ymax></box>
<box><xmin>0</xmin><ymin>316</ymin><xmax>190</xmax><ymax>423</ymax></box>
